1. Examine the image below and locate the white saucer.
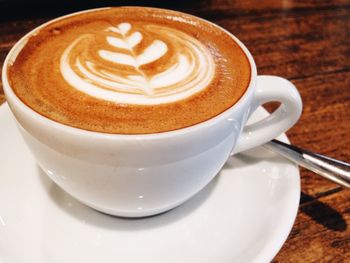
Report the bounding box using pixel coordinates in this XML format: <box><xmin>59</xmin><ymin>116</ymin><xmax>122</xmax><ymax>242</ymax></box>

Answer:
<box><xmin>0</xmin><ymin>103</ymin><xmax>300</xmax><ymax>263</ymax></box>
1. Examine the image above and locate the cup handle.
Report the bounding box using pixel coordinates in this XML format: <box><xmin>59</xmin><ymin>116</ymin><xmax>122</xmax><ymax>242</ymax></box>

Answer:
<box><xmin>232</xmin><ymin>75</ymin><xmax>302</xmax><ymax>154</ymax></box>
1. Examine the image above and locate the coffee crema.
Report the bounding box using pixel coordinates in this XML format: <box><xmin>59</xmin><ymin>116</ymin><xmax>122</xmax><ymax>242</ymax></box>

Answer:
<box><xmin>8</xmin><ymin>7</ymin><xmax>251</xmax><ymax>134</ymax></box>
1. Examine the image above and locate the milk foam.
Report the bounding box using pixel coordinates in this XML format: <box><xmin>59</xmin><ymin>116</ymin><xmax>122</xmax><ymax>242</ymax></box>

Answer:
<box><xmin>60</xmin><ymin>22</ymin><xmax>215</xmax><ymax>105</ymax></box>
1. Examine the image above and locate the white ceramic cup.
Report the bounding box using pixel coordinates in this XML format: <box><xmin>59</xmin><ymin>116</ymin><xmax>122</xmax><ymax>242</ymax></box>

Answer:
<box><xmin>2</xmin><ymin>8</ymin><xmax>302</xmax><ymax>217</ymax></box>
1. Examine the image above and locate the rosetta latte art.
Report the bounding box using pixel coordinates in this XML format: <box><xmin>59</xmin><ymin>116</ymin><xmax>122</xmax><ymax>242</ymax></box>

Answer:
<box><xmin>60</xmin><ymin>22</ymin><xmax>215</xmax><ymax>104</ymax></box>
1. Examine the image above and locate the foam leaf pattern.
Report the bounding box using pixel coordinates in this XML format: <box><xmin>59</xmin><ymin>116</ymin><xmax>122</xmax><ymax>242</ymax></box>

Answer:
<box><xmin>60</xmin><ymin>22</ymin><xmax>215</xmax><ymax>105</ymax></box>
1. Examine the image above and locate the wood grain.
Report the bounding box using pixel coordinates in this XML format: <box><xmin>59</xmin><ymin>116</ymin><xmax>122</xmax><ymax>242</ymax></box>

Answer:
<box><xmin>0</xmin><ymin>1</ymin><xmax>349</xmax><ymax>262</ymax></box>
<box><xmin>0</xmin><ymin>19</ymin><xmax>48</xmax><ymax>46</ymax></box>
<box><xmin>215</xmin><ymin>7</ymin><xmax>350</xmax><ymax>80</ymax></box>
<box><xmin>274</xmin><ymin>190</ymin><xmax>350</xmax><ymax>262</ymax></box>
<box><xmin>289</xmin><ymin>71</ymin><xmax>350</xmax><ymax>195</ymax></box>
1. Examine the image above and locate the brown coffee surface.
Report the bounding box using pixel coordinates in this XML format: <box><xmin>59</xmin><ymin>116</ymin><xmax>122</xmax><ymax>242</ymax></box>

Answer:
<box><xmin>8</xmin><ymin>7</ymin><xmax>251</xmax><ymax>134</ymax></box>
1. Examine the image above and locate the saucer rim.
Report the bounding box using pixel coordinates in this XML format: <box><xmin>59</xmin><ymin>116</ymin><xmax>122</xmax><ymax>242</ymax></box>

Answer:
<box><xmin>0</xmin><ymin>102</ymin><xmax>300</xmax><ymax>263</ymax></box>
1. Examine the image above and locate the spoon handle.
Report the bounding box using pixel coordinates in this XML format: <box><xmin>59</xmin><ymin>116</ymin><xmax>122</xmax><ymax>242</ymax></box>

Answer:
<box><xmin>264</xmin><ymin>139</ymin><xmax>350</xmax><ymax>188</ymax></box>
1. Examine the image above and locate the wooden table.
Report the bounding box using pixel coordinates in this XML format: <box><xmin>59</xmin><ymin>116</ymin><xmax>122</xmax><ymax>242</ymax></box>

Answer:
<box><xmin>0</xmin><ymin>1</ymin><xmax>349</xmax><ymax>261</ymax></box>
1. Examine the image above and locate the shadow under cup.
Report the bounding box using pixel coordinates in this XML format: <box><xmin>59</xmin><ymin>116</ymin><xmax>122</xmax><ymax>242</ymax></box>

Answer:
<box><xmin>2</xmin><ymin>7</ymin><xmax>302</xmax><ymax>218</ymax></box>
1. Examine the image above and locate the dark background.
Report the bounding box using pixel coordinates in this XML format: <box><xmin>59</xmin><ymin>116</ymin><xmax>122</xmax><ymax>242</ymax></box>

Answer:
<box><xmin>0</xmin><ymin>1</ymin><xmax>204</xmax><ymax>20</ymax></box>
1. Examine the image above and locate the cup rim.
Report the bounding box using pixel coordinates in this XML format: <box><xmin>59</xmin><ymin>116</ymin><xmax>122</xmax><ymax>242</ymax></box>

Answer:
<box><xmin>2</xmin><ymin>6</ymin><xmax>257</xmax><ymax>140</ymax></box>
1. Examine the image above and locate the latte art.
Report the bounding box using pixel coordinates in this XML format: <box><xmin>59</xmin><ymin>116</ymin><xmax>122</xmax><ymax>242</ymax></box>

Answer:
<box><xmin>60</xmin><ymin>22</ymin><xmax>215</xmax><ymax>104</ymax></box>
<box><xmin>9</xmin><ymin>7</ymin><xmax>250</xmax><ymax>134</ymax></box>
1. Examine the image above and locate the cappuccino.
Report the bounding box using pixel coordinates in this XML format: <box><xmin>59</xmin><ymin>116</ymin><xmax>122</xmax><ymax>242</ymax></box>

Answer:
<box><xmin>8</xmin><ymin>7</ymin><xmax>251</xmax><ymax>134</ymax></box>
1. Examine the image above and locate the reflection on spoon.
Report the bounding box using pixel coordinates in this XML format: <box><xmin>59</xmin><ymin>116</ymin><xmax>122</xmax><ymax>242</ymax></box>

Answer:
<box><xmin>264</xmin><ymin>139</ymin><xmax>350</xmax><ymax>188</ymax></box>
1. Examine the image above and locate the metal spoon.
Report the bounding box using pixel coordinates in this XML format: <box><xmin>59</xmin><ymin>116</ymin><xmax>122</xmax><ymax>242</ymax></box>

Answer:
<box><xmin>263</xmin><ymin>139</ymin><xmax>350</xmax><ymax>188</ymax></box>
